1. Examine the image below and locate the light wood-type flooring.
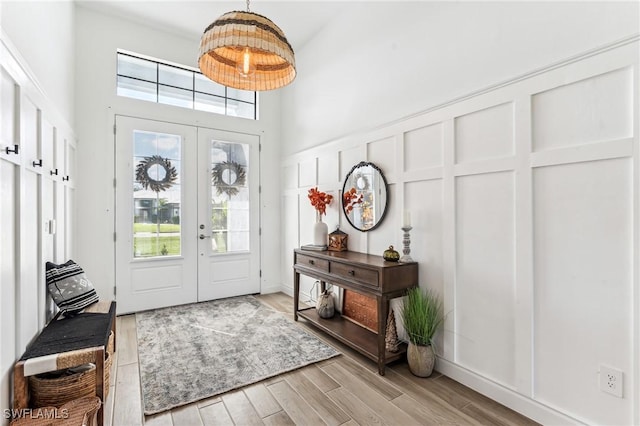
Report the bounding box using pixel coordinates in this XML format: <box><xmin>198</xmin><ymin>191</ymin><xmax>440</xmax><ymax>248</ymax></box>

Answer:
<box><xmin>105</xmin><ymin>292</ymin><xmax>538</xmax><ymax>426</ymax></box>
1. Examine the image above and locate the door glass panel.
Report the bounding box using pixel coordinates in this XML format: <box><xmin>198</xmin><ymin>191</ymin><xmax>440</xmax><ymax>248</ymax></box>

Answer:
<box><xmin>132</xmin><ymin>130</ymin><xmax>182</xmax><ymax>258</ymax></box>
<box><xmin>210</xmin><ymin>141</ymin><xmax>249</xmax><ymax>253</ymax></box>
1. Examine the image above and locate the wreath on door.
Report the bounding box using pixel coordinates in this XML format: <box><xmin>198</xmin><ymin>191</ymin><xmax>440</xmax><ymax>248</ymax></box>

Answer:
<box><xmin>212</xmin><ymin>161</ymin><xmax>246</xmax><ymax>197</ymax></box>
<box><xmin>135</xmin><ymin>155</ymin><xmax>178</xmax><ymax>192</ymax></box>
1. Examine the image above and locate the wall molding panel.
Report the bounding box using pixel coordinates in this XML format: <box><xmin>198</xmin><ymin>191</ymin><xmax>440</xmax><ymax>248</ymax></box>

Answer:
<box><xmin>281</xmin><ymin>37</ymin><xmax>639</xmax><ymax>424</ymax></box>
<box><xmin>0</xmin><ymin>33</ymin><xmax>76</xmax><ymax>423</ymax></box>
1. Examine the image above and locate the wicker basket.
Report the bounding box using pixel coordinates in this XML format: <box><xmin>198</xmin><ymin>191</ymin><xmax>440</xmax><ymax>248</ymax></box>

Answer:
<box><xmin>104</xmin><ymin>351</ymin><xmax>112</xmax><ymax>398</ymax></box>
<box><xmin>29</xmin><ymin>365</ymin><xmax>96</xmax><ymax>408</ymax></box>
<box><xmin>105</xmin><ymin>330</ymin><xmax>114</xmax><ymax>396</ymax></box>
<box><xmin>29</xmin><ymin>332</ymin><xmax>114</xmax><ymax>407</ymax></box>
<box><xmin>10</xmin><ymin>396</ymin><xmax>101</xmax><ymax>426</ymax></box>
<box><xmin>107</xmin><ymin>331</ymin><xmax>114</xmax><ymax>356</ymax></box>
<box><xmin>60</xmin><ymin>396</ymin><xmax>101</xmax><ymax>426</ymax></box>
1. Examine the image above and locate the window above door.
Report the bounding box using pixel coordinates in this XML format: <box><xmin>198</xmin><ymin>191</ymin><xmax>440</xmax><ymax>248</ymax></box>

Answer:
<box><xmin>116</xmin><ymin>50</ymin><xmax>258</xmax><ymax>120</ymax></box>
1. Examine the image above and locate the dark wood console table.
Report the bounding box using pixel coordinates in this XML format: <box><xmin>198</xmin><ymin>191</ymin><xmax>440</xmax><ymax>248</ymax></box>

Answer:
<box><xmin>293</xmin><ymin>249</ymin><xmax>418</xmax><ymax>375</ymax></box>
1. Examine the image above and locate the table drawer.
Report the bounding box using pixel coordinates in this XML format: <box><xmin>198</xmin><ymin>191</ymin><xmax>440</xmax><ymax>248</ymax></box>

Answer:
<box><xmin>331</xmin><ymin>261</ymin><xmax>379</xmax><ymax>287</ymax></box>
<box><xmin>296</xmin><ymin>253</ymin><xmax>329</xmax><ymax>273</ymax></box>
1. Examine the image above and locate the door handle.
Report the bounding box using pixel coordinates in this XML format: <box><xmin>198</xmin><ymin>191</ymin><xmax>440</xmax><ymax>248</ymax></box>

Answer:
<box><xmin>199</xmin><ymin>234</ymin><xmax>211</xmax><ymax>240</ymax></box>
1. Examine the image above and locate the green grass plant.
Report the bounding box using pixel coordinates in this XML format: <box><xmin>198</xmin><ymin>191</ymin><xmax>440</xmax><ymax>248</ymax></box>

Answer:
<box><xmin>401</xmin><ymin>287</ymin><xmax>444</xmax><ymax>346</ymax></box>
<box><xmin>134</xmin><ymin>236</ymin><xmax>181</xmax><ymax>257</ymax></box>
<box><xmin>134</xmin><ymin>223</ymin><xmax>181</xmax><ymax>233</ymax></box>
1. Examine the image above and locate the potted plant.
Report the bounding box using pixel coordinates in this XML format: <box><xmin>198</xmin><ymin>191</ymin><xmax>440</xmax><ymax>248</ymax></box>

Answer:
<box><xmin>308</xmin><ymin>187</ymin><xmax>333</xmax><ymax>246</ymax></box>
<box><xmin>400</xmin><ymin>287</ymin><xmax>444</xmax><ymax>377</ymax></box>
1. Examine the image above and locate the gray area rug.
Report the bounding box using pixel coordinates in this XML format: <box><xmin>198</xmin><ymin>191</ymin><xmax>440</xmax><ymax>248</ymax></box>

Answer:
<box><xmin>135</xmin><ymin>295</ymin><xmax>340</xmax><ymax>415</ymax></box>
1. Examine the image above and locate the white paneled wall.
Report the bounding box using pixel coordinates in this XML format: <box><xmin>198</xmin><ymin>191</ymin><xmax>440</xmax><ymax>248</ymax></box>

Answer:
<box><xmin>455</xmin><ymin>171</ymin><xmax>516</xmax><ymax>389</ymax></box>
<box><xmin>0</xmin><ymin>37</ymin><xmax>76</xmax><ymax>424</ymax></box>
<box><xmin>533</xmin><ymin>158</ymin><xmax>632</xmax><ymax>424</ymax></box>
<box><xmin>281</xmin><ymin>37</ymin><xmax>639</xmax><ymax>424</ymax></box>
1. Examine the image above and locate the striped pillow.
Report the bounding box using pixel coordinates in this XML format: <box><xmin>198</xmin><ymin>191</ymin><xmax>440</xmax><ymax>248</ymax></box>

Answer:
<box><xmin>45</xmin><ymin>260</ymin><xmax>99</xmax><ymax>316</ymax></box>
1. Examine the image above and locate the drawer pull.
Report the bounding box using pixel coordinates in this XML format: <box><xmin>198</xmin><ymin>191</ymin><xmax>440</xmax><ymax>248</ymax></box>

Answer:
<box><xmin>348</xmin><ymin>270</ymin><xmax>355</xmax><ymax>276</ymax></box>
<box><xmin>309</xmin><ymin>260</ymin><xmax>315</xmax><ymax>265</ymax></box>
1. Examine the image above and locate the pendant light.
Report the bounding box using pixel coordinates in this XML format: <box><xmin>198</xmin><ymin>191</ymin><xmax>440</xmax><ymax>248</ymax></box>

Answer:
<box><xmin>198</xmin><ymin>0</ymin><xmax>296</xmax><ymax>91</ymax></box>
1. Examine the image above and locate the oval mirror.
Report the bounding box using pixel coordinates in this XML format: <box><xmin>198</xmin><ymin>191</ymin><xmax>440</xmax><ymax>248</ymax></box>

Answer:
<box><xmin>342</xmin><ymin>161</ymin><xmax>389</xmax><ymax>232</ymax></box>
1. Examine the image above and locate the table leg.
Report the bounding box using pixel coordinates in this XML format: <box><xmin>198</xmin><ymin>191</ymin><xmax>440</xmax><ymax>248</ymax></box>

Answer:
<box><xmin>377</xmin><ymin>295</ymin><xmax>389</xmax><ymax>376</ymax></box>
<box><xmin>111</xmin><ymin>302</ymin><xmax>117</xmax><ymax>353</ymax></box>
<box><xmin>13</xmin><ymin>361</ymin><xmax>28</xmax><ymax>411</ymax></box>
<box><xmin>95</xmin><ymin>348</ymin><xmax>105</xmax><ymax>426</ymax></box>
<box><xmin>293</xmin><ymin>271</ymin><xmax>300</xmax><ymax>321</ymax></box>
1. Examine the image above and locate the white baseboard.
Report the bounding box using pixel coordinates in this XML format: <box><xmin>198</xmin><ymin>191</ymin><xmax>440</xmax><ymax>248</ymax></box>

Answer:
<box><xmin>436</xmin><ymin>358</ymin><xmax>584</xmax><ymax>425</ymax></box>
<box><xmin>260</xmin><ymin>284</ymin><xmax>318</xmax><ymax>306</ymax></box>
<box><xmin>260</xmin><ymin>283</ymin><xmax>290</xmax><ymax>295</ymax></box>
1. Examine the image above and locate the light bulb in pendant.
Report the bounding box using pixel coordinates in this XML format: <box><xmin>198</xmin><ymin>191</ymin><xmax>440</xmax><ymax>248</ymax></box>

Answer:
<box><xmin>237</xmin><ymin>47</ymin><xmax>255</xmax><ymax>78</ymax></box>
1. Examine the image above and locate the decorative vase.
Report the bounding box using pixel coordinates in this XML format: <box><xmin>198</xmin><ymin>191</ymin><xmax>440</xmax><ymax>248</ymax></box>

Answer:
<box><xmin>316</xmin><ymin>290</ymin><xmax>335</xmax><ymax>318</ymax></box>
<box><xmin>385</xmin><ymin>309</ymin><xmax>400</xmax><ymax>353</ymax></box>
<box><xmin>313</xmin><ymin>212</ymin><xmax>328</xmax><ymax>246</ymax></box>
<box><xmin>407</xmin><ymin>343</ymin><xmax>436</xmax><ymax>377</ymax></box>
<box><xmin>383</xmin><ymin>245</ymin><xmax>400</xmax><ymax>262</ymax></box>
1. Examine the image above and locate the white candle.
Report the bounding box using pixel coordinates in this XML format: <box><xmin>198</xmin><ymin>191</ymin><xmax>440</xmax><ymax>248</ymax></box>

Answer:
<box><xmin>403</xmin><ymin>210</ymin><xmax>411</xmax><ymax>227</ymax></box>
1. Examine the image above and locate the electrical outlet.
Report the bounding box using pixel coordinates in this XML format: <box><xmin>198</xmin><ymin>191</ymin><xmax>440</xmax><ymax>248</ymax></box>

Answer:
<box><xmin>599</xmin><ymin>365</ymin><xmax>623</xmax><ymax>398</ymax></box>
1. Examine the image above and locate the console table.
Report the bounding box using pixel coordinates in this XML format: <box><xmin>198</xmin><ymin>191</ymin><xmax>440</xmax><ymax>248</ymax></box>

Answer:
<box><xmin>293</xmin><ymin>249</ymin><xmax>418</xmax><ymax>375</ymax></box>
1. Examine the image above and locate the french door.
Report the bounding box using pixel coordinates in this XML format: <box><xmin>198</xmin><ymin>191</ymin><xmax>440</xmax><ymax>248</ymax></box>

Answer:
<box><xmin>115</xmin><ymin>116</ymin><xmax>260</xmax><ymax>314</ymax></box>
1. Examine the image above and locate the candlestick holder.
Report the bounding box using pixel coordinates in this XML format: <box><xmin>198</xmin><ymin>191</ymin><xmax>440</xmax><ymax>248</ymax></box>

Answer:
<box><xmin>399</xmin><ymin>226</ymin><xmax>414</xmax><ymax>263</ymax></box>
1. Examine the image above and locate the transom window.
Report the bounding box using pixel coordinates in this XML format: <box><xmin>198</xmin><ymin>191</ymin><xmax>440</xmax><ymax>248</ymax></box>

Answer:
<box><xmin>116</xmin><ymin>51</ymin><xmax>257</xmax><ymax>120</ymax></box>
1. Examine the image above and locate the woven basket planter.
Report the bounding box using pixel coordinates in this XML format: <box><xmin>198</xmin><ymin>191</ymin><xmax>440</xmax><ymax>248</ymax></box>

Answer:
<box><xmin>10</xmin><ymin>396</ymin><xmax>101</xmax><ymax>426</ymax></box>
<box><xmin>107</xmin><ymin>330</ymin><xmax>114</xmax><ymax>356</ymax></box>
<box><xmin>104</xmin><ymin>351</ymin><xmax>112</xmax><ymax>398</ymax></box>
<box><xmin>29</xmin><ymin>364</ymin><xmax>96</xmax><ymax>408</ymax></box>
<box><xmin>29</xmin><ymin>331</ymin><xmax>114</xmax><ymax>407</ymax></box>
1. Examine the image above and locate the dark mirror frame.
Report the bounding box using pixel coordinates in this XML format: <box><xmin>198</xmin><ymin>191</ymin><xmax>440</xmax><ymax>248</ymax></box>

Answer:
<box><xmin>341</xmin><ymin>161</ymin><xmax>389</xmax><ymax>232</ymax></box>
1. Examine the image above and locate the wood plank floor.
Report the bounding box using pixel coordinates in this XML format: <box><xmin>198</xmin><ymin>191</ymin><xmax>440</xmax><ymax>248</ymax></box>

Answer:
<box><xmin>105</xmin><ymin>292</ymin><xmax>538</xmax><ymax>426</ymax></box>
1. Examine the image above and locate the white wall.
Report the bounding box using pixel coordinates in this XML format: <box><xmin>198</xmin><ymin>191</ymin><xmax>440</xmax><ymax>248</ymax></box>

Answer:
<box><xmin>1</xmin><ymin>0</ymin><xmax>75</xmax><ymax>128</ymax></box>
<box><xmin>281</xmin><ymin>1</ymin><xmax>640</xmax><ymax>155</ymax></box>
<box><xmin>282</xmin><ymin>38</ymin><xmax>639</xmax><ymax>425</ymax></box>
<box><xmin>74</xmin><ymin>6</ymin><xmax>283</xmax><ymax>302</ymax></box>
<box><xmin>280</xmin><ymin>2</ymin><xmax>639</xmax><ymax>425</ymax></box>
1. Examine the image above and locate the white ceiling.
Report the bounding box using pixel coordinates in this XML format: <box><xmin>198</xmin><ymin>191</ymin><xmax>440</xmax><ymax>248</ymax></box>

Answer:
<box><xmin>76</xmin><ymin>0</ymin><xmax>352</xmax><ymax>50</ymax></box>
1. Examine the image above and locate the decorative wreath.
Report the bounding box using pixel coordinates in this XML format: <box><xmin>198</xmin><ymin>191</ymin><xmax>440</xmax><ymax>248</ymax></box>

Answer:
<box><xmin>212</xmin><ymin>161</ymin><xmax>246</xmax><ymax>197</ymax></box>
<box><xmin>135</xmin><ymin>155</ymin><xmax>178</xmax><ymax>193</ymax></box>
<box><xmin>353</xmin><ymin>173</ymin><xmax>370</xmax><ymax>191</ymax></box>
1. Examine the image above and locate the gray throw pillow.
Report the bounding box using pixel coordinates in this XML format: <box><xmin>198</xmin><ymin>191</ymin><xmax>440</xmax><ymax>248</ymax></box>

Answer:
<box><xmin>45</xmin><ymin>260</ymin><xmax>99</xmax><ymax>316</ymax></box>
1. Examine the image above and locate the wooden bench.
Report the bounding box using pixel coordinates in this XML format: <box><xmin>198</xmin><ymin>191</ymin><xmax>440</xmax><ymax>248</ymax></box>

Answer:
<box><xmin>13</xmin><ymin>301</ymin><xmax>116</xmax><ymax>426</ymax></box>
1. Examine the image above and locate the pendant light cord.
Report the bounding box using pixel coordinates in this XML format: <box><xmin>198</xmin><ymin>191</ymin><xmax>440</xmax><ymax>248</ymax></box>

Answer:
<box><xmin>246</xmin><ymin>0</ymin><xmax>250</xmax><ymax>12</ymax></box>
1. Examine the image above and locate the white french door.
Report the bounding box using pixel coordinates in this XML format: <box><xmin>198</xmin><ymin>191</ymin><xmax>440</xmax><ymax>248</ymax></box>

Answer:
<box><xmin>197</xmin><ymin>128</ymin><xmax>260</xmax><ymax>301</ymax></box>
<box><xmin>115</xmin><ymin>116</ymin><xmax>260</xmax><ymax>314</ymax></box>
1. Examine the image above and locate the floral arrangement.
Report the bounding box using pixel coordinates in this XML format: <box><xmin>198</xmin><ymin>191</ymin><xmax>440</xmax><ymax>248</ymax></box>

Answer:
<box><xmin>308</xmin><ymin>187</ymin><xmax>333</xmax><ymax>216</ymax></box>
<box><xmin>343</xmin><ymin>187</ymin><xmax>363</xmax><ymax>213</ymax></box>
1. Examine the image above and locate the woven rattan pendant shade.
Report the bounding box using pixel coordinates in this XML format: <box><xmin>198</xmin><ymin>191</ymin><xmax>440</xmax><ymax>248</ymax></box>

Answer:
<box><xmin>199</xmin><ymin>10</ymin><xmax>296</xmax><ymax>91</ymax></box>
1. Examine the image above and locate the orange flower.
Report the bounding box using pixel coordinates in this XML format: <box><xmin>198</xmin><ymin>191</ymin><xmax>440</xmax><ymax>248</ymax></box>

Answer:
<box><xmin>343</xmin><ymin>187</ymin><xmax>363</xmax><ymax>213</ymax></box>
<box><xmin>308</xmin><ymin>187</ymin><xmax>333</xmax><ymax>216</ymax></box>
